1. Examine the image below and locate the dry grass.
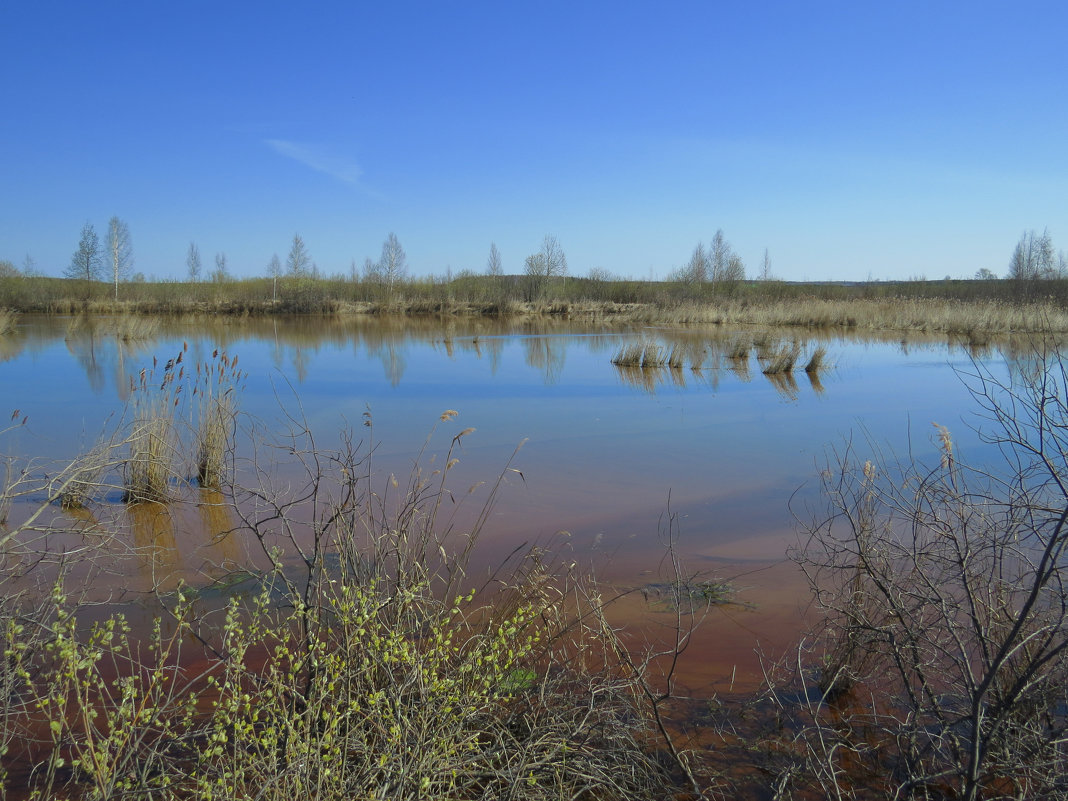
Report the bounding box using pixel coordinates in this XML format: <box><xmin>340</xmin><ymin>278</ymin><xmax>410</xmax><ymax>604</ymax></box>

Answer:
<box><xmin>760</xmin><ymin>342</ymin><xmax>801</xmax><ymax>374</ymax></box>
<box><xmin>804</xmin><ymin>345</ymin><xmax>828</xmax><ymax>374</ymax></box>
<box><xmin>125</xmin><ymin>403</ymin><xmax>173</xmax><ymax>503</ymax></box>
<box><xmin>625</xmin><ymin>297</ymin><xmax>1068</xmax><ymax>336</ymax></box>
<box><xmin>194</xmin><ymin>350</ymin><xmax>243</xmax><ymax>489</ymax></box>
<box><xmin>611</xmin><ymin>342</ymin><xmax>643</xmax><ymax>366</ymax></box>
<box><xmin>124</xmin><ymin>363</ymin><xmax>178</xmax><ymax>503</ymax></box>
<box><xmin>611</xmin><ymin>341</ymin><xmax>668</xmax><ymax>368</ymax></box>
<box><xmin>727</xmin><ymin>337</ymin><xmax>751</xmax><ymax>361</ymax></box>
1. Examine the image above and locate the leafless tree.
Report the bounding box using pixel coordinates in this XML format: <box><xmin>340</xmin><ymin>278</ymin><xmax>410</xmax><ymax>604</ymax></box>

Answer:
<box><xmin>65</xmin><ymin>222</ymin><xmax>102</xmax><ymax>285</ymax></box>
<box><xmin>266</xmin><ymin>253</ymin><xmax>282</xmax><ymax>301</ymax></box>
<box><xmin>486</xmin><ymin>242</ymin><xmax>503</xmax><ymax>277</ymax></box>
<box><xmin>709</xmin><ymin>229</ymin><xmax>729</xmax><ymax>284</ymax></box>
<box><xmin>210</xmin><ymin>252</ymin><xmax>231</xmax><ymax>283</ymax></box>
<box><xmin>1009</xmin><ymin>228</ymin><xmax>1056</xmax><ymax>281</ymax></box>
<box><xmin>524</xmin><ymin>234</ymin><xmax>567</xmax><ymax>300</ymax></box>
<box><xmin>761</xmin><ymin>248</ymin><xmax>772</xmax><ymax>281</ymax></box>
<box><xmin>378</xmin><ymin>232</ymin><xmax>408</xmax><ymax>295</ymax></box>
<box><xmin>362</xmin><ymin>256</ymin><xmax>382</xmax><ymax>284</ymax></box>
<box><xmin>681</xmin><ymin>242</ymin><xmax>708</xmax><ymax>284</ymax></box>
<box><xmin>107</xmin><ymin>217</ymin><xmax>133</xmax><ymax>300</ymax></box>
<box><xmin>186</xmin><ymin>242</ymin><xmax>202</xmax><ymax>282</ymax></box>
<box><xmin>723</xmin><ymin>254</ymin><xmax>746</xmax><ymax>283</ymax></box>
<box><xmin>286</xmin><ymin>233</ymin><xmax>311</xmax><ymax>277</ymax></box>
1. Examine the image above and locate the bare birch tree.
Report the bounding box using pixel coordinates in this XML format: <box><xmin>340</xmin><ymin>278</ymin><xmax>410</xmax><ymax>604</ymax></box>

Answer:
<box><xmin>266</xmin><ymin>254</ymin><xmax>281</xmax><ymax>301</ymax></box>
<box><xmin>107</xmin><ymin>217</ymin><xmax>133</xmax><ymax>300</ymax></box>
<box><xmin>709</xmin><ymin>229</ymin><xmax>729</xmax><ymax>284</ymax></box>
<box><xmin>378</xmin><ymin>232</ymin><xmax>407</xmax><ymax>296</ymax></box>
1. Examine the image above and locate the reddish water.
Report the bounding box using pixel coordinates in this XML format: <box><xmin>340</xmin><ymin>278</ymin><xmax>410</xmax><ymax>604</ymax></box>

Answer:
<box><xmin>1</xmin><ymin>314</ymin><xmax>1006</xmax><ymax>695</ymax></box>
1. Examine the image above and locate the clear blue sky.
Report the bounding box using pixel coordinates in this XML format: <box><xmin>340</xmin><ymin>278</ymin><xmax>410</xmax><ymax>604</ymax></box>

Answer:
<box><xmin>3</xmin><ymin>1</ymin><xmax>1066</xmax><ymax>282</ymax></box>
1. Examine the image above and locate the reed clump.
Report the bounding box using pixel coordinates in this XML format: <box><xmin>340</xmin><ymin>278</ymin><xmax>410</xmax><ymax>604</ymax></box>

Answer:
<box><xmin>123</xmin><ymin>353</ymin><xmax>186</xmax><ymax>503</ymax></box>
<box><xmin>804</xmin><ymin>345</ymin><xmax>828</xmax><ymax>374</ymax></box>
<box><xmin>611</xmin><ymin>341</ymin><xmax>667</xmax><ymax>368</ymax></box>
<box><xmin>760</xmin><ymin>342</ymin><xmax>801</xmax><ymax>375</ymax></box>
<box><xmin>727</xmin><ymin>337</ymin><xmax>751</xmax><ymax>361</ymax></box>
<box><xmin>193</xmin><ymin>349</ymin><xmax>244</xmax><ymax>489</ymax></box>
<box><xmin>611</xmin><ymin>342</ymin><xmax>644</xmax><ymax>366</ymax></box>
<box><xmin>125</xmin><ymin>392</ymin><xmax>175</xmax><ymax>504</ymax></box>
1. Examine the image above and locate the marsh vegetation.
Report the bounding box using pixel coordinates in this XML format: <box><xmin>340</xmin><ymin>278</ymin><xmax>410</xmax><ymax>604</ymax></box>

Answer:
<box><xmin>7</xmin><ymin>268</ymin><xmax>1068</xmax><ymax>340</ymax></box>
<box><xmin>0</xmin><ymin>395</ymin><xmax>708</xmax><ymax>799</ymax></box>
<box><xmin>3</xmin><ymin>315</ymin><xmax>1068</xmax><ymax>798</ymax></box>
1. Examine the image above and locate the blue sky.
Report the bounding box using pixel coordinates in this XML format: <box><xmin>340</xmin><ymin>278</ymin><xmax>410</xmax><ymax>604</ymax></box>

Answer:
<box><xmin>3</xmin><ymin>1</ymin><xmax>1066</xmax><ymax>282</ymax></box>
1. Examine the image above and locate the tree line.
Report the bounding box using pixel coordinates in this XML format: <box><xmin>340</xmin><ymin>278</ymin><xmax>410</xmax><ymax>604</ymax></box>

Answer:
<box><xmin>7</xmin><ymin>221</ymin><xmax>761</xmax><ymax>299</ymax></box>
<box><xmin>4</xmin><ymin>222</ymin><xmax>1067</xmax><ymax>303</ymax></box>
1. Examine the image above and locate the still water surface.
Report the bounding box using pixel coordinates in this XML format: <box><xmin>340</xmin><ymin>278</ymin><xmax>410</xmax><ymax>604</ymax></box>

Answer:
<box><xmin>0</xmin><ymin>314</ymin><xmax>1008</xmax><ymax>690</ymax></box>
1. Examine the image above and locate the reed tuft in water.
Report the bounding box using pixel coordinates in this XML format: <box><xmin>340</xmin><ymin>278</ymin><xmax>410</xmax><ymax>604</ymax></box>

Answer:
<box><xmin>804</xmin><ymin>345</ymin><xmax>828</xmax><ymax>374</ymax></box>
<box><xmin>192</xmin><ymin>348</ymin><xmax>244</xmax><ymax>489</ymax></box>
<box><xmin>761</xmin><ymin>342</ymin><xmax>801</xmax><ymax>375</ymax></box>
<box><xmin>611</xmin><ymin>341</ymin><xmax>668</xmax><ymax>368</ymax></box>
<box><xmin>124</xmin><ymin>365</ymin><xmax>178</xmax><ymax>503</ymax></box>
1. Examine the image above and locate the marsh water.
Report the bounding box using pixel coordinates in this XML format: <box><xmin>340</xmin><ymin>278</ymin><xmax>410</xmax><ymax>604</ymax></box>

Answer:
<box><xmin>0</xmin><ymin>314</ymin><xmax>1017</xmax><ymax>691</ymax></box>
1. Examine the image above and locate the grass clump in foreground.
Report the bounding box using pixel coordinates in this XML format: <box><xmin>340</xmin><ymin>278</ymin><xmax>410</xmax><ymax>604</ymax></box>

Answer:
<box><xmin>0</xmin><ymin>409</ymin><xmax>685</xmax><ymax>800</ymax></box>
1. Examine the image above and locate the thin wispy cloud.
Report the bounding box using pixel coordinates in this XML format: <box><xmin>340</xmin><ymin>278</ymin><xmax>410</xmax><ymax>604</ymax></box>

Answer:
<box><xmin>265</xmin><ymin>139</ymin><xmax>363</xmax><ymax>185</ymax></box>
